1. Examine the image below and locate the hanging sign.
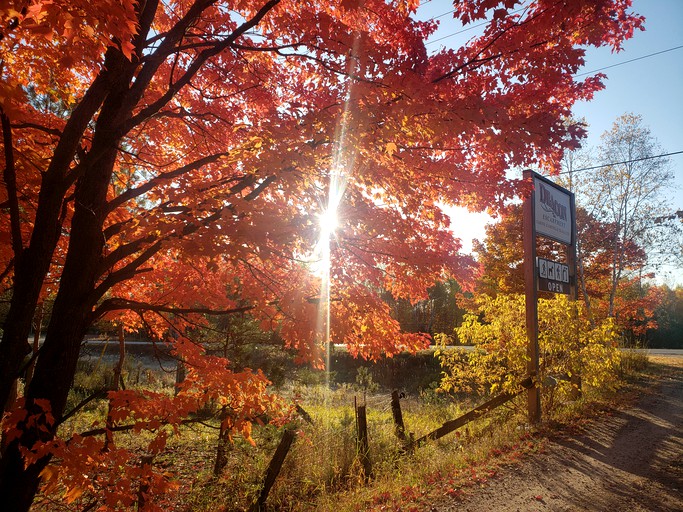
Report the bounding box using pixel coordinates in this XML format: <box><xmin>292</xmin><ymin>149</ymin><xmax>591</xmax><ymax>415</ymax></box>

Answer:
<box><xmin>537</xmin><ymin>257</ymin><xmax>570</xmax><ymax>295</ymax></box>
<box><xmin>533</xmin><ymin>176</ymin><xmax>572</xmax><ymax>245</ymax></box>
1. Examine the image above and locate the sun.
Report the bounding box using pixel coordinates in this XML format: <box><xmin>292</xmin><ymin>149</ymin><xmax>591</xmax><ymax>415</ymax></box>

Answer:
<box><xmin>318</xmin><ymin>206</ymin><xmax>339</xmax><ymax>245</ymax></box>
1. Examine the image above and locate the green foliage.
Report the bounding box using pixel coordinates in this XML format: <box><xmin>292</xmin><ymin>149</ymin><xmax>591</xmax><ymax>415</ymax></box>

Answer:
<box><xmin>438</xmin><ymin>294</ymin><xmax>621</xmax><ymax>414</ymax></box>
<box><xmin>383</xmin><ymin>279</ymin><xmax>467</xmax><ymax>338</ymax></box>
<box><xmin>354</xmin><ymin>366</ymin><xmax>380</xmax><ymax>394</ymax></box>
<box><xmin>647</xmin><ymin>285</ymin><xmax>683</xmax><ymax>348</ymax></box>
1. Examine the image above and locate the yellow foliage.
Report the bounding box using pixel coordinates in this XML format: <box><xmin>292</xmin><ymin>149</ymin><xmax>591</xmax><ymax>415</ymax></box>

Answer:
<box><xmin>438</xmin><ymin>294</ymin><xmax>620</xmax><ymax>413</ymax></box>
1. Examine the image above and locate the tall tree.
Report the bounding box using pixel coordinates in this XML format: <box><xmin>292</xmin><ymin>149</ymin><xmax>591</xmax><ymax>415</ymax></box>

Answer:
<box><xmin>648</xmin><ymin>285</ymin><xmax>683</xmax><ymax>349</ymax></box>
<box><xmin>0</xmin><ymin>1</ymin><xmax>642</xmax><ymax>508</ymax></box>
<box><xmin>383</xmin><ymin>279</ymin><xmax>466</xmax><ymax>338</ymax></box>
<box><xmin>475</xmin><ymin>197</ymin><xmax>658</xmax><ymax>340</ymax></box>
<box><xmin>566</xmin><ymin>113</ymin><xmax>674</xmax><ymax>319</ymax></box>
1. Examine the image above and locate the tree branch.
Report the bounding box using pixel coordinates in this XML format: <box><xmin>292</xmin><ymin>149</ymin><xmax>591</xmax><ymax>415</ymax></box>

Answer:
<box><xmin>10</xmin><ymin>122</ymin><xmax>62</xmax><ymax>138</ymax></box>
<box><xmin>123</xmin><ymin>0</ymin><xmax>281</xmax><ymax>134</ymax></box>
<box><xmin>106</xmin><ymin>151</ymin><xmax>229</xmax><ymax>213</ymax></box>
<box><xmin>94</xmin><ymin>298</ymin><xmax>255</xmax><ymax>317</ymax></box>
<box><xmin>79</xmin><ymin>416</ymin><xmax>216</xmax><ymax>439</ymax></box>
<box><xmin>58</xmin><ymin>389</ymin><xmax>108</xmax><ymax>427</ymax></box>
<box><xmin>244</xmin><ymin>174</ymin><xmax>277</xmax><ymax>201</ymax></box>
<box><xmin>1</xmin><ymin>108</ymin><xmax>24</xmax><ymax>259</ymax></box>
<box><xmin>432</xmin><ymin>4</ymin><xmax>548</xmax><ymax>84</ymax></box>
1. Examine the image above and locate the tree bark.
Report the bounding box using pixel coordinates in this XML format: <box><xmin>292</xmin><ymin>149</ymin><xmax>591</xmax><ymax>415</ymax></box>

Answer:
<box><xmin>0</xmin><ymin>47</ymin><xmax>123</xmax><ymax>414</ymax></box>
<box><xmin>25</xmin><ymin>303</ymin><xmax>44</xmax><ymax>387</ymax></box>
<box><xmin>0</xmin><ymin>48</ymin><xmax>133</xmax><ymax>508</ymax></box>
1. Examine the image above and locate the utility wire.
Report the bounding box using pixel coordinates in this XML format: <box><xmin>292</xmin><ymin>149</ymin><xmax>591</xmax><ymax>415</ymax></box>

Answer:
<box><xmin>558</xmin><ymin>150</ymin><xmax>683</xmax><ymax>175</ymax></box>
<box><xmin>574</xmin><ymin>44</ymin><xmax>683</xmax><ymax>77</ymax></box>
<box><xmin>426</xmin><ymin>17</ymin><xmax>484</xmax><ymax>45</ymax></box>
<box><xmin>431</xmin><ymin>9</ymin><xmax>456</xmax><ymax>21</ymax></box>
<box><xmin>425</xmin><ymin>4</ymin><xmax>529</xmax><ymax>45</ymax></box>
<box><xmin>422</xmin><ymin>6</ymin><xmax>682</xmax><ymax>73</ymax></box>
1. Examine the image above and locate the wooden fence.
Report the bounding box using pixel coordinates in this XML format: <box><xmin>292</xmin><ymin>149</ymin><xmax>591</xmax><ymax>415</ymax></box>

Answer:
<box><xmin>249</xmin><ymin>377</ymin><xmax>536</xmax><ymax>510</ymax></box>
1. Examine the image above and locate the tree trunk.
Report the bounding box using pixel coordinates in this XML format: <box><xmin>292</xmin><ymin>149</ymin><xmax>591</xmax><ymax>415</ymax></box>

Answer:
<box><xmin>0</xmin><ymin>136</ymin><xmax>122</xmax><ymax>512</ymax></box>
<box><xmin>0</xmin><ymin>277</ymin><xmax>100</xmax><ymax>509</ymax></box>
<box><xmin>576</xmin><ymin>240</ymin><xmax>596</xmax><ymax>328</ymax></box>
<box><xmin>0</xmin><ymin>252</ymin><xmax>54</xmax><ymax>412</ymax></box>
<box><xmin>0</xmin><ymin>399</ymin><xmax>54</xmax><ymax>510</ymax></box>
<box><xmin>25</xmin><ymin>302</ymin><xmax>44</xmax><ymax>387</ymax></box>
<box><xmin>0</xmin><ymin>38</ymin><xmax>137</xmax><ymax>507</ymax></box>
<box><xmin>0</xmin><ymin>65</ymin><xmax>116</xmax><ymax>413</ymax></box>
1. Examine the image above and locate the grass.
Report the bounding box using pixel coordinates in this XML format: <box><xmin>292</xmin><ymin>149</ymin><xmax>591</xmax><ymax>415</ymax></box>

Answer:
<box><xmin>176</xmin><ymin>377</ymin><xmax>536</xmax><ymax>512</ymax></box>
<box><xmin>30</xmin><ymin>346</ymin><xmax>661</xmax><ymax>512</ymax></box>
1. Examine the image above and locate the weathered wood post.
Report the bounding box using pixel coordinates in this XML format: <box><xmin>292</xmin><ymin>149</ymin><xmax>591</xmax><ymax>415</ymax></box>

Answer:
<box><xmin>250</xmin><ymin>428</ymin><xmax>296</xmax><ymax>512</ymax></box>
<box><xmin>390</xmin><ymin>389</ymin><xmax>408</xmax><ymax>444</ymax></box>
<box><xmin>355</xmin><ymin>398</ymin><xmax>372</xmax><ymax>482</ymax></box>
<box><xmin>408</xmin><ymin>377</ymin><xmax>534</xmax><ymax>450</ymax></box>
<box><xmin>113</xmin><ymin>323</ymin><xmax>126</xmax><ymax>390</ymax></box>
<box><xmin>213</xmin><ymin>409</ymin><xmax>231</xmax><ymax>476</ymax></box>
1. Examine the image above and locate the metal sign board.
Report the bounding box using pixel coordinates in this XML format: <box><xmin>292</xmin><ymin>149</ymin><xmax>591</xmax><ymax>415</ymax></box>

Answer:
<box><xmin>533</xmin><ymin>176</ymin><xmax>572</xmax><ymax>245</ymax></box>
<box><xmin>537</xmin><ymin>258</ymin><xmax>570</xmax><ymax>295</ymax></box>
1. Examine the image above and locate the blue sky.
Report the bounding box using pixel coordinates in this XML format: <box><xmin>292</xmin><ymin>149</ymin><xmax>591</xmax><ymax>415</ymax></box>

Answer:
<box><xmin>572</xmin><ymin>0</ymin><xmax>683</xmax><ymax>202</ymax></box>
<box><xmin>416</xmin><ymin>0</ymin><xmax>683</xmax><ymax>284</ymax></box>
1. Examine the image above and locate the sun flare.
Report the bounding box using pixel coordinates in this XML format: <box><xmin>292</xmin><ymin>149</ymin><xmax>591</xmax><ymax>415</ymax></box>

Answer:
<box><xmin>318</xmin><ymin>207</ymin><xmax>339</xmax><ymax>245</ymax></box>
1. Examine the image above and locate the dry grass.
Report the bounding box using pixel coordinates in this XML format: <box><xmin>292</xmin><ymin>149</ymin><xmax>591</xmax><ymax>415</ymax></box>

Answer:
<box><xmin>31</xmin><ymin>349</ymin><xmax>662</xmax><ymax>511</ymax></box>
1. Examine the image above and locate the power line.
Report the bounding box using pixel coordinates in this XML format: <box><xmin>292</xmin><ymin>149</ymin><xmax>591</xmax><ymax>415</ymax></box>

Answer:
<box><xmin>431</xmin><ymin>9</ymin><xmax>455</xmax><ymax>21</ymax></box>
<box><xmin>422</xmin><ymin>7</ymin><xmax>682</xmax><ymax>74</ymax></box>
<box><xmin>425</xmin><ymin>5</ymin><xmax>529</xmax><ymax>46</ymax></box>
<box><xmin>574</xmin><ymin>44</ymin><xmax>683</xmax><ymax>77</ymax></box>
<box><xmin>558</xmin><ymin>150</ymin><xmax>683</xmax><ymax>175</ymax></box>
<box><xmin>426</xmin><ymin>17</ymin><xmax>485</xmax><ymax>45</ymax></box>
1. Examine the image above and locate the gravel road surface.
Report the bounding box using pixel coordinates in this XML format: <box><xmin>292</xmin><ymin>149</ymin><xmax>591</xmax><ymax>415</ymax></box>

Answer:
<box><xmin>431</xmin><ymin>356</ymin><xmax>683</xmax><ymax>512</ymax></box>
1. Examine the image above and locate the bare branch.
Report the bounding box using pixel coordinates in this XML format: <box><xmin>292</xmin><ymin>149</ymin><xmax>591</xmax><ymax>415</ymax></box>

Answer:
<box><xmin>59</xmin><ymin>389</ymin><xmax>108</xmax><ymax>426</ymax></box>
<box><xmin>10</xmin><ymin>122</ymin><xmax>62</xmax><ymax>138</ymax></box>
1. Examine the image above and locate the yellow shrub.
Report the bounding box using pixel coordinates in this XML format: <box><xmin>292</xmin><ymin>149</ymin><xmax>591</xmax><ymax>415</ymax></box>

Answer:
<box><xmin>438</xmin><ymin>294</ymin><xmax>620</xmax><ymax>412</ymax></box>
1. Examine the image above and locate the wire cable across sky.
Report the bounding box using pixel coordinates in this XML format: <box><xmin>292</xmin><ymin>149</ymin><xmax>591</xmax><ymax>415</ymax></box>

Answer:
<box><xmin>558</xmin><ymin>150</ymin><xmax>683</xmax><ymax>175</ymax></box>
<box><xmin>574</xmin><ymin>44</ymin><xmax>683</xmax><ymax>77</ymax></box>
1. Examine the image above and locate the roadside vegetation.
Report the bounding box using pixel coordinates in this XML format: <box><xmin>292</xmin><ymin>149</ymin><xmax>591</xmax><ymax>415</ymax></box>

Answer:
<box><xmin>27</xmin><ymin>328</ymin><xmax>653</xmax><ymax>512</ymax></box>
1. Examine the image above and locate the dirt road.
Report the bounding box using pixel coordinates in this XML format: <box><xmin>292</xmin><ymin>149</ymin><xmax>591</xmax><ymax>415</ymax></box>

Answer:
<box><xmin>433</xmin><ymin>357</ymin><xmax>683</xmax><ymax>512</ymax></box>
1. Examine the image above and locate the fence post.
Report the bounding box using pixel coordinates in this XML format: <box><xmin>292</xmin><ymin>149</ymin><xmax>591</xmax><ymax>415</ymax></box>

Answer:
<box><xmin>391</xmin><ymin>390</ymin><xmax>409</xmax><ymax>445</ymax></box>
<box><xmin>355</xmin><ymin>399</ymin><xmax>372</xmax><ymax>482</ymax></box>
<box><xmin>249</xmin><ymin>428</ymin><xmax>296</xmax><ymax>512</ymax></box>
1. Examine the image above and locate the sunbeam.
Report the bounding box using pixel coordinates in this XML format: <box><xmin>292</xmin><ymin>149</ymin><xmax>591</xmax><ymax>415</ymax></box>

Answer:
<box><xmin>308</xmin><ymin>31</ymin><xmax>364</xmax><ymax>389</ymax></box>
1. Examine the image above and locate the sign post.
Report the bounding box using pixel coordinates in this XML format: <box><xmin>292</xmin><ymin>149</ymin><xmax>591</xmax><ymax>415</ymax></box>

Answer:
<box><xmin>522</xmin><ymin>170</ymin><xmax>540</xmax><ymax>423</ymax></box>
<box><xmin>523</xmin><ymin>170</ymin><xmax>576</xmax><ymax>424</ymax></box>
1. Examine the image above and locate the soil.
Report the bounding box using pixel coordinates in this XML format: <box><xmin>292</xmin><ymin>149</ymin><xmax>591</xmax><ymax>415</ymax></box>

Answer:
<box><xmin>431</xmin><ymin>356</ymin><xmax>683</xmax><ymax>512</ymax></box>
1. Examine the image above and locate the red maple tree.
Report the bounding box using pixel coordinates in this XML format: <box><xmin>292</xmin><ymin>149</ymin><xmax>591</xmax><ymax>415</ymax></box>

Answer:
<box><xmin>0</xmin><ymin>0</ymin><xmax>642</xmax><ymax>509</ymax></box>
